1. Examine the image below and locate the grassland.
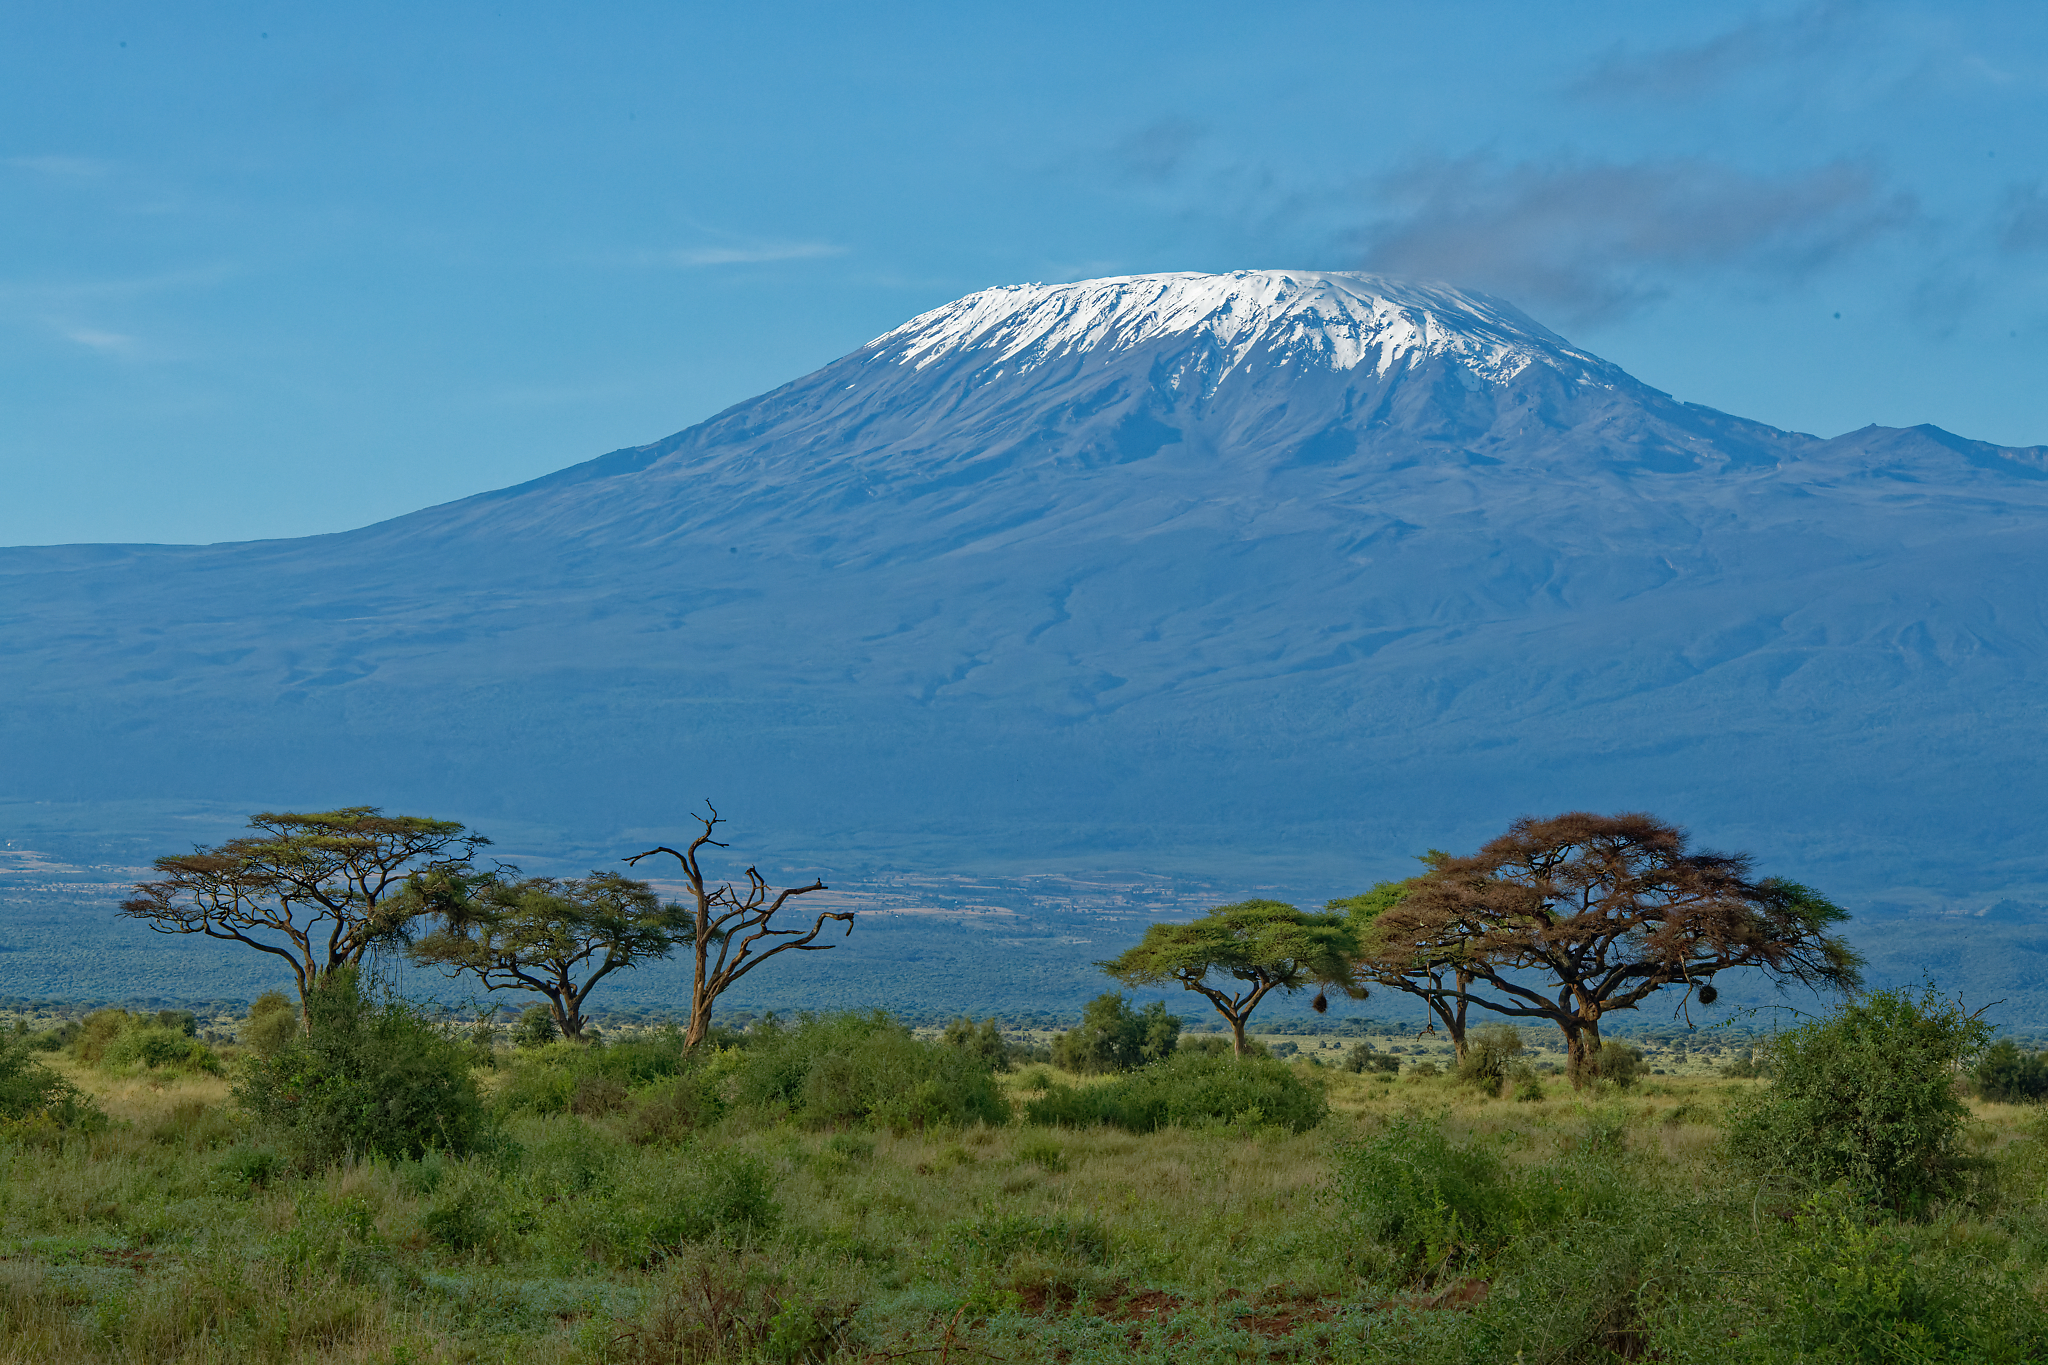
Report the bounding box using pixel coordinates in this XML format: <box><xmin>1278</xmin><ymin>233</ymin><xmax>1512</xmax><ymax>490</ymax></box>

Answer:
<box><xmin>4</xmin><ymin>1037</ymin><xmax>2047</xmax><ymax>1364</ymax></box>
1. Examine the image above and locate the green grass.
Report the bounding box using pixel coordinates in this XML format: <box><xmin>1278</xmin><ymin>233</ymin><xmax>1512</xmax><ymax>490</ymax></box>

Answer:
<box><xmin>2</xmin><ymin>1042</ymin><xmax>2047</xmax><ymax>1363</ymax></box>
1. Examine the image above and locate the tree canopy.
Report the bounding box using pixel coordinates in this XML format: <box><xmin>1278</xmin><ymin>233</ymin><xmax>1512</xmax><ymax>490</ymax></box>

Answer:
<box><xmin>120</xmin><ymin>808</ymin><xmax>488</xmax><ymax>1018</ymax></box>
<box><xmin>408</xmin><ymin>870</ymin><xmax>690</xmax><ymax>1042</ymax></box>
<box><xmin>1098</xmin><ymin>900</ymin><xmax>1364</xmax><ymax>1056</ymax></box>
<box><xmin>1361</xmin><ymin>811</ymin><xmax>1863</xmax><ymax>1084</ymax></box>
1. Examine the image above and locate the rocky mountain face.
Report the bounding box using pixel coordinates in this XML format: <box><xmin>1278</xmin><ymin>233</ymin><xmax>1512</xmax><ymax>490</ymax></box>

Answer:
<box><xmin>3</xmin><ymin>270</ymin><xmax>2045</xmax><ymax>919</ymax></box>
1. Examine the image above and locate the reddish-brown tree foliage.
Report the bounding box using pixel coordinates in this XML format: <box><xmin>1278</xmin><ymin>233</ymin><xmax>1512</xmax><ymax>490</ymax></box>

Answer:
<box><xmin>1365</xmin><ymin>811</ymin><xmax>1863</xmax><ymax>1085</ymax></box>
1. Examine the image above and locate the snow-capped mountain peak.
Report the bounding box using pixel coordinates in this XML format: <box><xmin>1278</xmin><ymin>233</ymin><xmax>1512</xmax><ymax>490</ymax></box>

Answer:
<box><xmin>867</xmin><ymin>269</ymin><xmax>1617</xmax><ymax>392</ymax></box>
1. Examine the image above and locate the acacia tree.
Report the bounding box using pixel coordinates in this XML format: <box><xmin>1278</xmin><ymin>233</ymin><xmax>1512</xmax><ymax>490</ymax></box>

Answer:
<box><xmin>408</xmin><ymin>871</ymin><xmax>691</xmax><ymax>1043</ymax></box>
<box><xmin>624</xmin><ymin>805</ymin><xmax>849</xmax><ymax>1048</ymax></box>
<box><xmin>120</xmin><ymin>808</ymin><xmax>488</xmax><ymax>1024</ymax></box>
<box><xmin>1098</xmin><ymin>900</ymin><xmax>1365</xmax><ymax>1056</ymax></box>
<box><xmin>1369</xmin><ymin>811</ymin><xmax>1863</xmax><ymax>1085</ymax></box>
<box><xmin>1329</xmin><ymin>871</ymin><xmax>1482</xmax><ymax>1060</ymax></box>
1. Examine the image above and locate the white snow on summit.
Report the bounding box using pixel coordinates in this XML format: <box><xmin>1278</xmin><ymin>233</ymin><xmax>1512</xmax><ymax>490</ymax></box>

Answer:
<box><xmin>869</xmin><ymin>269</ymin><xmax>1615</xmax><ymax>392</ymax></box>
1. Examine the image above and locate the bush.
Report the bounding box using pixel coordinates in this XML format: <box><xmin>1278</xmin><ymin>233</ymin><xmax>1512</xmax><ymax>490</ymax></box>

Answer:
<box><xmin>102</xmin><ymin>1025</ymin><xmax>223</xmax><ymax>1075</ymax></box>
<box><xmin>733</xmin><ymin>1010</ymin><xmax>1008</xmax><ymax>1130</ymax></box>
<box><xmin>942</xmin><ymin>1016</ymin><xmax>1010</xmax><ymax>1070</ymax></box>
<box><xmin>242</xmin><ymin>990</ymin><xmax>300</xmax><ymax>1056</ymax></box>
<box><xmin>1569</xmin><ymin>1039</ymin><xmax>1642</xmax><ymax>1089</ymax></box>
<box><xmin>0</xmin><ymin>1031</ymin><xmax>105</xmax><ymax>1132</ymax></box>
<box><xmin>1330</xmin><ymin>1111</ymin><xmax>1624</xmax><ymax>1279</ymax></box>
<box><xmin>511</xmin><ymin>1004</ymin><xmax>558</xmax><ymax>1048</ymax></box>
<box><xmin>234</xmin><ymin>966</ymin><xmax>491</xmax><ymax>1163</ymax></box>
<box><xmin>1719</xmin><ymin>1046</ymin><xmax>1765</xmax><ymax>1078</ymax></box>
<box><xmin>1974</xmin><ymin>1039</ymin><xmax>2048</xmax><ymax>1104</ymax></box>
<box><xmin>1024</xmin><ymin>1049</ymin><xmax>1326</xmax><ymax>1134</ymax></box>
<box><xmin>1178</xmin><ymin>1034</ymin><xmax>1269</xmax><ymax>1059</ymax></box>
<box><xmin>1341</xmin><ymin>1042</ymin><xmax>1400</xmax><ymax>1074</ymax></box>
<box><xmin>1726</xmin><ymin>987</ymin><xmax>1991</xmax><ymax>1213</ymax></box>
<box><xmin>1456</xmin><ymin>1025</ymin><xmax>1524</xmax><ymax>1094</ymax></box>
<box><xmin>66</xmin><ymin>1007</ymin><xmax>222</xmax><ymax>1075</ymax></box>
<box><xmin>493</xmin><ymin>1032</ymin><xmax>693</xmax><ymax>1116</ymax></box>
<box><xmin>1049</xmin><ymin>993</ymin><xmax>1181</xmax><ymax>1074</ymax></box>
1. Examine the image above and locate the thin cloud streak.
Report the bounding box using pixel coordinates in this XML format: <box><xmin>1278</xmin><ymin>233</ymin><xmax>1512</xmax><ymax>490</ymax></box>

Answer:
<box><xmin>1350</xmin><ymin>154</ymin><xmax>1916</xmax><ymax>324</ymax></box>
<box><xmin>642</xmin><ymin>242</ymin><xmax>847</xmax><ymax>267</ymax></box>
<box><xmin>1567</xmin><ymin>1</ymin><xmax>1865</xmax><ymax>102</ymax></box>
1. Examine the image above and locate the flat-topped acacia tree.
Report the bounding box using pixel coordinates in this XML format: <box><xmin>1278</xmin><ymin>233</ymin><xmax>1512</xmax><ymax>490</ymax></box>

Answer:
<box><xmin>1368</xmin><ymin>811</ymin><xmax>1864</xmax><ymax>1085</ymax></box>
<box><xmin>624</xmin><ymin>805</ymin><xmax>850</xmax><ymax>1048</ymax></box>
<box><xmin>408</xmin><ymin>871</ymin><xmax>691</xmax><ymax>1043</ymax></box>
<box><xmin>1330</xmin><ymin>867</ymin><xmax>1482</xmax><ymax>1060</ymax></box>
<box><xmin>120</xmin><ymin>807</ymin><xmax>489</xmax><ymax>1023</ymax></box>
<box><xmin>1098</xmin><ymin>900</ymin><xmax>1365</xmax><ymax>1056</ymax></box>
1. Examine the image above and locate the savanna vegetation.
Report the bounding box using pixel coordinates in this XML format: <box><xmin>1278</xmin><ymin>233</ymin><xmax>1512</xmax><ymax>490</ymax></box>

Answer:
<box><xmin>2</xmin><ymin>804</ymin><xmax>2044</xmax><ymax>1362</ymax></box>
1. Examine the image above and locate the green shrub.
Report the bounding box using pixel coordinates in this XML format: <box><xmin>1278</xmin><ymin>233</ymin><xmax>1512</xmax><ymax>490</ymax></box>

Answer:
<box><xmin>512</xmin><ymin>1004</ymin><xmax>558</xmax><ymax>1048</ymax></box>
<box><xmin>64</xmin><ymin>1007</ymin><xmax>222</xmax><ymax>1075</ymax></box>
<box><xmin>1342</xmin><ymin>1042</ymin><xmax>1400</xmax><ymax>1074</ymax></box>
<box><xmin>1177</xmin><ymin>1034</ymin><xmax>1269</xmax><ymax>1059</ymax></box>
<box><xmin>732</xmin><ymin>1011</ymin><xmax>1007</xmax><ymax>1131</ymax></box>
<box><xmin>1720</xmin><ymin>1045</ymin><xmax>1765</xmax><ymax>1078</ymax></box>
<box><xmin>0</xmin><ymin>1030</ymin><xmax>105</xmax><ymax>1132</ymax></box>
<box><xmin>234</xmin><ymin>966</ymin><xmax>490</xmax><ymax>1163</ymax></box>
<box><xmin>942</xmin><ymin>1016</ymin><xmax>1010</xmax><ymax>1070</ymax></box>
<box><xmin>242</xmin><ymin>990</ymin><xmax>300</xmax><ymax>1056</ymax></box>
<box><xmin>1727</xmin><ymin>987</ymin><xmax>1991</xmax><ymax>1213</ymax></box>
<box><xmin>1974</xmin><ymin>1039</ymin><xmax>2048</xmax><ymax>1104</ymax></box>
<box><xmin>103</xmin><ymin>1025</ymin><xmax>224</xmax><ymax>1075</ymax></box>
<box><xmin>1570</xmin><ymin>1039</ymin><xmax>1642</xmax><ymax>1089</ymax></box>
<box><xmin>1049</xmin><ymin>994</ymin><xmax>1181</xmax><ymax>1074</ymax></box>
<box><xmin>493</xmin><ymin>1032</ymin><xmax>692</xmax><ymax>1116</ymax></box>
<box><xmin>1024</xmin><ymin>1049</ymin><xmax>1326</xmax><ymax>1133</ymax></box>
<box><xmin>1455</xmin><ymin>1025</ymin><xmax>1524</xmax><ymax>1094</ymax></box>
<box><xmin>1330</xmin><ymin>1111</ymin><xmax>1624</xmax><ymax>1280</ymax></box>
<box><xmin>1775</xmin><ymin>1183</ymin><xmax>2048</xmax><ymax>1360</ymax></box>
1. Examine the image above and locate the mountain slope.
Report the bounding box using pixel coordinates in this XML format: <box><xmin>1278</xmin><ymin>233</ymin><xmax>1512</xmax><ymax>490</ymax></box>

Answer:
<box><xmin>1</xmin><ymin>270</ymin><xmax>2045</xmax><ymax>921</ymax></box>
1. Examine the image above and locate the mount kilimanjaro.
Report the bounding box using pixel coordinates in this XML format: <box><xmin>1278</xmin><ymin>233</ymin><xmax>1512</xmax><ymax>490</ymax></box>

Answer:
<box><xmin>3</xmin><ymin>270</ymin><xmax>2045</xmax><ymax>938</ymax></box>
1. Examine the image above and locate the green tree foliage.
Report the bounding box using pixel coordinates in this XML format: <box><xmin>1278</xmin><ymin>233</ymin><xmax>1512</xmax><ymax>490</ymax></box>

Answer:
<box><xmin>121</xmin><ymin>807</ymin><xmax>489</xmax><ymax>1019</ymax></box>
<box><xmin>1974</xmin><ymin>1039</ymin><xmax>2048</xmax><ymax>1104</ymax></box>
<box><xmin>409</xmin><ymin>871</ymin><xmax>690</xmax><ymax>1042</ymax></box>
<box><xmin>624</xmin><ymin>805</ymin><xmax>849</xmax><ymax>1047</ymax></box>
<box><xmin>1330</xmin><ymin>868</ymin><xmax>1482</xmax><ymax>1059</ymax></box>
<box><xmin>1023</xmin><ymin>1049</ymin><xmax>1327</xmax><ymax>1134</ymax></box>
<box><xmin>241</xmin><ymin>990</ymin><xmax>300</xmax><ymax>1056</ymax></box>
<box><xmin>1359</xmin><ymin>812</ymin><xmax>1862</xmax><ymax>1085</ymax></box>
<box><xmin>1048</xmin><ymin>993</ymin><xmax>1180</xmax><ymax>1074</ymax></box>
<box><xmin>234</xmin><ymin>965</ymin><xmax>489</xmax><ymax>1163</ymax></box>
<box><xmin>1727</xmin><ymin>987</ymin><xmax>1992</xmax><ymax>1214</ymax></box>
<box><xmin>1098</xmin><ymin>900</ymin><xmax>1364</xmax><ymax>1056</ymax></box>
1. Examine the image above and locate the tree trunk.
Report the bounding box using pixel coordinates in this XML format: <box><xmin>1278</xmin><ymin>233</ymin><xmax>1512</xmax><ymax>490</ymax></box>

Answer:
<box><xmin>1564</xmin><ymin>1019</ymin><xmax>1603</xmax><ymax>1088</ymax></box>
<box><xmin>1229</xmin><ymin>1015</ymin><xmax>1248</xmax><ymax>1057</ymax></box>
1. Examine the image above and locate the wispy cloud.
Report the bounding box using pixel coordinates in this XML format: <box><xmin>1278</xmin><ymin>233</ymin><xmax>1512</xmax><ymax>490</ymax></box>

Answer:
<box><xmin>1996</xmin><ymin>181</ymin><xmax>2048</xmax><ymax>253</ymax></box>
<box><xmin>3</xmin><ymin>154</ymin><xmax>116</xmax><ymax>180</ymax></box>
<box><xmin>1567</xmin><ymin>2</ymin><xmax>1863</xmax><ymax>102</ymax></box>
<box><xmin>1349</xmin><ymin>154</ymin><xmax>1916</xmax><ymax>324</ymax></box>
<box><xmin>60</xmin><ymin>326</ymin><xmax>137</xmax><ymax>353</ymax></box>
<box><xmin>1109</xmin><ymin>118</ymin><xmax>1206</xmax><ymax>185</ymax></box>
<box><xmin>640</xmin><ymin>242</ymin><xmax>847</xmax><ymax>268</ymax></box>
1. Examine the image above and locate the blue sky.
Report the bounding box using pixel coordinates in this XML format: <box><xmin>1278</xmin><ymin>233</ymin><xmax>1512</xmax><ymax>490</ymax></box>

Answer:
<box><xmin>5</xmin><ymin>0</ymin><xmax>2047</xmax><ymax>545</ymax></box>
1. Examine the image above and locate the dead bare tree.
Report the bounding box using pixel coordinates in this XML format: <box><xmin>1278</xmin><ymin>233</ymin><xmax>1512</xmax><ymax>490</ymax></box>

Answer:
<box><xmin>624</xmin><ymin>804</ymin><xmax>850</xmax><ymax>1047</ymax></box>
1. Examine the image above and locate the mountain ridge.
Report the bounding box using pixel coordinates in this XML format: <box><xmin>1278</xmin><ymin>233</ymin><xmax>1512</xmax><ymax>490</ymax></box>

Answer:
<box><xmin>0</xmin><ymin>270</ymin><xmax>2043</xmax><ymax>935</ymax></box>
